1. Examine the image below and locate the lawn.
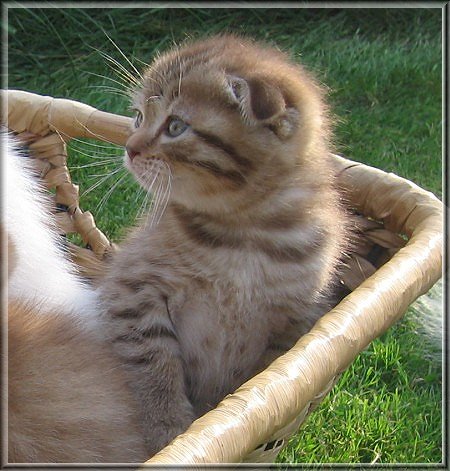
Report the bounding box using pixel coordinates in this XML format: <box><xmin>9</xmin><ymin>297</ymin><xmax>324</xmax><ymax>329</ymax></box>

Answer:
<box><xmin>6</xmin><ymin>6</ymin><xmax>444</xmax><ymax>465</ymax></box>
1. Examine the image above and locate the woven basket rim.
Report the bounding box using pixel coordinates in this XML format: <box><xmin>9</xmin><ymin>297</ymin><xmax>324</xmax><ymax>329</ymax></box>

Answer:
<box><xmin>3</xmin><ymin>89</ymin><xmax>443</xmax><ymax>465</ymax></box>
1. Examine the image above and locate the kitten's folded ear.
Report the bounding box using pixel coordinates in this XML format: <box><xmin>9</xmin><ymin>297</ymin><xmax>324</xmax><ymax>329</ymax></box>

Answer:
<box><xmin>226</xmin><ymin>75</ymin><xmax>299</xmax><ymax>139</ymax></box>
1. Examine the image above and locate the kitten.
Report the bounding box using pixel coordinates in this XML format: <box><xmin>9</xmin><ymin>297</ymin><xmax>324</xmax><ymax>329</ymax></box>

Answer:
<box><xmin>98</xmin><ymin>34</ymin><xmax>349</xmax><ymax>456</ymax></box>
<box><xmin>3</xmin><ymin>133</ymin><xmax>147</xmax><ymax>463</ymax></box>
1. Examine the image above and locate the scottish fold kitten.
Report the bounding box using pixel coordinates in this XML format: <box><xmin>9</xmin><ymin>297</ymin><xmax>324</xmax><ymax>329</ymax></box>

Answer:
<box><xmin>99</xmin><ymin>34</ymin><xmax>349</xmax><ymax>456</ymax></box>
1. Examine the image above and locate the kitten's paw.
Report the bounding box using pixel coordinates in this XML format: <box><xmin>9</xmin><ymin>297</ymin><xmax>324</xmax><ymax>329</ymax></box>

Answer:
<box><xmin>144</xmin><ymin>409</ymin><xmax>195</xmax><ymax>457</ymax></box>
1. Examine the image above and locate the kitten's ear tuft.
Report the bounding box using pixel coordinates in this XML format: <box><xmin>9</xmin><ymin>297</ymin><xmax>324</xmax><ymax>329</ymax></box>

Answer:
<box><xmin>225</xmin><ymin>75</ymin><xmax>298</xmax><ymax>139</ymax></box>
<box><xmin>226</xmin><ymin>75</ymin><xmax>285</xmax><ymax>122</ymax></box>
<box><xmin>227</xmin><ymin>76</ymin><xmax>247</xmax><ymax>102</ymax></box>
<box><xmin>226</xmin><ymin>76</ymin><xmax>249</xmax><ymax>107</ymax></box>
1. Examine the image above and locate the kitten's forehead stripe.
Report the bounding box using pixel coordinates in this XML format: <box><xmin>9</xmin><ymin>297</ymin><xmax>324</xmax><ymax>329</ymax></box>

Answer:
<box><xmin>147</xmin><ymin>50</ymin><xmax>214</xmax><ymax>98</ymax></box>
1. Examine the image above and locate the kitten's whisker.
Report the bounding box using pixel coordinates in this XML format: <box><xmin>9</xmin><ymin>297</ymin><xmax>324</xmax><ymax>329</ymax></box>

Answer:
<box><xmin>137</xmin><ymin>190</ymin><xmax>152</xmax><ymax>221</ymax></box>
<box><xmin>89</xmin><ymin>166</ymin><xmax>123</xmax><ymax>178</ymax></box>
<box><xmin>70</xmin><ymin>159</ymin><xmax>120</xmax><ymax>170</ymax></box>
<box><xmin>149</xmin><ymin>179</ymin><xmax>162</xmax><ymax>229</ymax></box>
<box><xmin>147</xmin><ymin>162</ymin><xmax>162</xmax><ymax>193</ymax></box>
<box><xmin>70</xmin><ymin>152</ymin><xmax>120</xmax><ymax>163</ymax></box>
<box><xmin>161</xmin><ymin>174</ymin><xmax>172</xmax><ymax>219</ymax></box>
<box><xmin>84</xmin><ymin>71</ymin><xmax>132</xmax><ymax>91</ymax></box>
<box><xmin>81</xmin><ymin>167</ymin><xmax>123</xmax><ymax>197</ymax></box>
<box><xmin>88</xmin><ymin>43</ymin><xmax>141</xmax><ymax>89</ymax></box>
<box><xmin>133</xmin><ymin>56</ymin><xmax>150</xmax><ymax>68</ymax></box>
<box><xmin>154</xmin><ymin>165</ymin><xmax>172</xmax><ymax>226</ymax></box>
<box><xmin>153</xmin><ymin>179</ymin><xmax>164</xmax><ymax>224</ymax></box>
<box><xmin>81</xmin><ymin>175</ymin><xmax>113</xmax><ymax>198</ymax></box>
<box><xmin>96</xmin><ymin>170</ymin><xmax>129</xmax><ymax>213</ymax></box>
<box><xmin>138</xmin><ymin>166</ymin><xmax>161</xmax><ymax>228</ymax></box>
<box><xmin>155</xmin><ymin>162</ymin><xmax>170</xmax><ymax>224</ymax></box>
<box><xmin>53</xmin><ymin>127</ymin><xmax>123</xmax><ymax>152</ymax></box>
<box><xmin>69</xmin><ymin>145</ymin><xmax>120</xmax><ymax>160</ymax></box>
<box><xmin>137</xmin><ymin>163</ymin><xmax>159</xmax><ymax>209</ymax></box>
<box><xmin>176</xmin><ymin>50</ymin><xmax>183</xmax><ymax>98</ymax></box>
<box><xmin>102</xmin><ymin>30</ymin><xmax>144</xmax><ymax>81</ymax></box>
<box><xmin>154</xmin><ymin>185</ymin><xmax>169</xmax><ymax>227</ymax></box>
<box><xmin>102</xmin><ymin>62</ymin><xmax>141</xmax><ymax>93</ymax></box>
<box><xmin>67</xmin><ymin>136</ymin><xmax>121</xmax><ymax>151</ymax></box>
<box><xmin>86</xmin><ymin>84</ymin><xmax>133</xmax><ymax>99</ymax></box>
<box><xmin>70</xmin><ymin>151</ymin><xmax>117</xmax><ymax>163</ymax></box>
<box><xmin>150</xmin><ymin>165</ymin><xmax>172</xmax><ymax>228</ymax></box>
<box><xmin>133</xmin><ymin>73</ymin><xmax>163</xmax><ymax>92</ymax></box>
<box><xmin>134</xmin><ymin>184</ymin><xmax>146</xmax><ymax>208</ymax></box>
<box><xmin>140</xmin><ymin>190</ymin><xmax>153</xmax><ymax>229</ymax></box>
<box><xmin>146</xmin><ymin>165</ymin><xmax>163</xmax><ymax>229</ymax></box>
<box><xmin>98</xmin><ymin>51</ymin><xmax>140</xmax><ymax>86</ymax></box>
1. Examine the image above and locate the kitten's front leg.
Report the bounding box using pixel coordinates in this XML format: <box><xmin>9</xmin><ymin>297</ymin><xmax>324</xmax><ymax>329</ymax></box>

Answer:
<box><xmin>129</xmin><ymin>346</ymin><xmax>195</xmax><ymax>456</ymax></box>
<box><xmin>104</xmin><ymin>298</ymin><xmax>195</xmax><ymax>457</ymax></box>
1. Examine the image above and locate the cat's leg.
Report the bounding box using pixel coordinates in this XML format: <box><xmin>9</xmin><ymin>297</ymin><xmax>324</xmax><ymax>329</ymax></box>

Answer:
<box><xmin>103</xmin><ymin>296</ymin><xmax>195</xmax><ymax>457</ymax></box>
<box><xmin>127</xmin><ymin>344</ymin><xmax>194</xmax><ymax>456</ymax></box>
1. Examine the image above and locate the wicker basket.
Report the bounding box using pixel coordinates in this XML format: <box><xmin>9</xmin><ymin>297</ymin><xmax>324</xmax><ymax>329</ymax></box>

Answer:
<box><xmin>4</xmin><ymin>89</ymin><xmax>443</xmax><ymax>466</ymax></box>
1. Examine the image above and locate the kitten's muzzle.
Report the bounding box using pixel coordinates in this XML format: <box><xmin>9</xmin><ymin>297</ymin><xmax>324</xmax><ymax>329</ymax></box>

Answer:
<box><xmin>125</xmin><ymin>146</ymin><xmax>156</xmax><ymax>162</ymax></box>
<box><xmin>126</xmin><ymin>130</ymin><xmax>156</xmax><ymax>162</ymax></box>
<box><xmin>126</xmin><ymin>146</ymin><xmax>162</xmax><ymax>164</ymax></box>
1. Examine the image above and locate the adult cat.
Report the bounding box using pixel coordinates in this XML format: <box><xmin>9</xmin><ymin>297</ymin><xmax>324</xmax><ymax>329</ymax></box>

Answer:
<box><xmin>4</xmin><ymin>132</ymin><xmax>147</xmax><ymax>463</ymax></box>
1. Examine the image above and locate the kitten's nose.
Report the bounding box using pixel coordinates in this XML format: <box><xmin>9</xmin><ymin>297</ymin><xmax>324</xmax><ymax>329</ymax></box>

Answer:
<box><xmin>126</xmin><ymin>131</ymin><xmax>151</xmax><ymax>161</ymax></box>
<box><xmin>126</xmin><ymin>145</ymin><xmax>140</xmax><ymax>161</ymax></box>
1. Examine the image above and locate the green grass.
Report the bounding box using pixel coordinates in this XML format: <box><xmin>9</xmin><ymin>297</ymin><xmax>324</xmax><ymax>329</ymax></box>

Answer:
<box><xmin>279</xmin><ymin>280</ymin><xmax>443</xmax><ymax>464</ymax></box>
<box><xmin>6</xmin><ymin>6</ymin><xmax>443</xmax><ymax>465</ymax></box>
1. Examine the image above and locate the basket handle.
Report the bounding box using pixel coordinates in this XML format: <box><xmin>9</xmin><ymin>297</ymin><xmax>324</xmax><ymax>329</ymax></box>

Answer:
<box><xmin>3</xmin><ymin>89</ymin><xmax>131</xmax><ymax>145</ymax></box>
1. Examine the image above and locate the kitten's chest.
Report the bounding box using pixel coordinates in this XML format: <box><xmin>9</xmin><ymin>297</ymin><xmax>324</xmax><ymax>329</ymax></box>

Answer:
<box><xmin>171</xmin><ymin>266</ymin><xmax>268</xmax><ymax>348</ymax></box>
<box><xmin>172</xmin><ymin>281</ymin><xmax>269</xmax><ymax>413</ymax></box>
<box><xmin>116</xmin><ymin>225</ymin><xmax>306</xmax><ymax>412</ymax></box>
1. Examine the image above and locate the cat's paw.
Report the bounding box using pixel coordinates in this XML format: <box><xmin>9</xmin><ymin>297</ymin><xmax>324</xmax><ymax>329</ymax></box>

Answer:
<box><xmin>144</xmin><ymin>407</ymin><xmax>195</xmax><ymax>457</ymax></box>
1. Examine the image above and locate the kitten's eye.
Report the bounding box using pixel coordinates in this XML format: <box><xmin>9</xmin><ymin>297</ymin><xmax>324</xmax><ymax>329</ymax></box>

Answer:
<box><xmin>134</xmin><ymin>110</ymin><xmax>143</xmax><ymax>128</ymax></box>
<box><xmin>166</xmin><ymin>117</ymin><xmax>188</xmax><ymax>137</ymax></box>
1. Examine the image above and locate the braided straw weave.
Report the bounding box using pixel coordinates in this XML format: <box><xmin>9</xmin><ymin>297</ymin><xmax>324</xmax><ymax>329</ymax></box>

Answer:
<box><xmin>4</xmin><ymin>90</ymin><xmax>443</xmax><ymax>465</ymax></box>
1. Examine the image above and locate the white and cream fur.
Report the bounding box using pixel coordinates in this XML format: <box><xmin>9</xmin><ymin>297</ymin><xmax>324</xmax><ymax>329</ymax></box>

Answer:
<box><xmin>4</xmin><ymin>134</ymin><xmax>97</xmax><ymax>321</ymax></box>
<box><xmin>3</xmin><ymin>132</ymin><xmax>147</xmax><ymax>463</ymax></box>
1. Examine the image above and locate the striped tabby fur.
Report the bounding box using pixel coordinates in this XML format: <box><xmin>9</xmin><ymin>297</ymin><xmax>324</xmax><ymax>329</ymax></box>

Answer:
<box><xmin>99</xmin><ymin>35</ymin><xmax>349</xmax><ymax>456</ymax></box>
